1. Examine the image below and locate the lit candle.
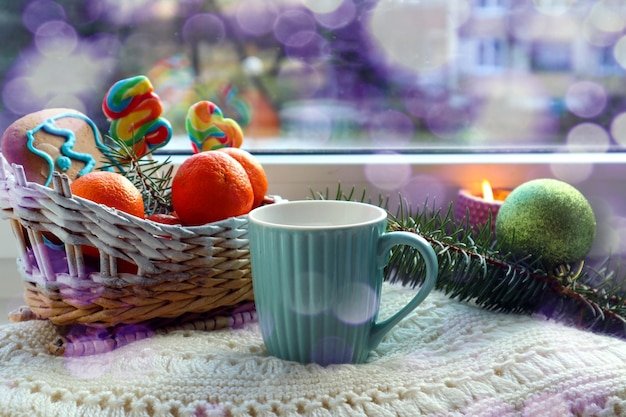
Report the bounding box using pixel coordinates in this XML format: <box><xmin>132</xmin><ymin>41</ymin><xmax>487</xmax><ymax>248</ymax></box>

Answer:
<box><xmin>455</xmin><ymin>180</ymin><xmax>512</xmax><ymax>230</ymax></box>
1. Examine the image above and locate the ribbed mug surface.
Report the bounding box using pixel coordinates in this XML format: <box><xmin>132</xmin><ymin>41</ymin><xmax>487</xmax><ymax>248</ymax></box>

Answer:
<box><xmin>249</xmin><ymin>200</ymin><xmax>437</xmax><ymax>366</ymax></box>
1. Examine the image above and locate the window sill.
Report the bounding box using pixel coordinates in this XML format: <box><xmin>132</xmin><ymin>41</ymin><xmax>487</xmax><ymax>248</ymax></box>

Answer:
<box><xmin>159</xmin><ymin>150</ymin><xmax>626</xmax><ymax>202</ymax></box>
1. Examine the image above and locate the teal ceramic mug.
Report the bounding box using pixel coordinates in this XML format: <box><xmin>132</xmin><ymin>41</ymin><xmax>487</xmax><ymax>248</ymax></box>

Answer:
<box><xmin>248</xmin><ymin>200</ymin><xmax>438</xmax><ymax>365</ymax></box>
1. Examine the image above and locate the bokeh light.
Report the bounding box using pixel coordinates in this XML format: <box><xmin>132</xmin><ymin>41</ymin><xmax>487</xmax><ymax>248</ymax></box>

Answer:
<box><xmin>151</xmin><ymin>0</ymin><xmax>178</xmax><ymax>20</ymax></box>
<box><xmin>614</xmin><ymin>35</ymin><xmax>626</xmax><ymax>70</ymax></box>
<box><xmin>182</xmin><ymin>13</ymin><xmax>225</xmax><ymax>45</ymax></box>
<box><xmin>565</xmin><ymin>81</ymin><xmax>607</xmax><ymax>118</ymax></box>
<box><xmin>273</xmin><ymin>8</ymin><xmax>317</xmax><ymax>48</ymax></box>
<box><xmin>242</xmin><ymin>56</ymin><xmax>264</xmax><ymax>77</ymax></box>
<box><xmin>302</xmin><ymin>0</ymin><xmax>344</xmax><ymax>15</ymax></box>
<box><xmin>333</xmin><ymin>283</ymin><xmax>378</xmax><ymax>325</ymax></box>
<box><xmin>470</xmin><ymin>75</ymin><xmax>559</xmax><ymax>144</ymax></box>
<box><xmin>368</xmin><ymin>2</ymin><xmax>452</xmax><ymax>72</ymax></box>
<box><xmin>400</xmin><ymin>175</ymin><xmax>447</xmax><ymax>209</ymax></box>
<box><xmin>550</xmin><ymin>162</ymin><xmax>594</xmax><ymax>184</ymax></box>
<box><xmin>611</xmin><ymin>216</ymin><xmax>626</xmax><ymax>256</ymax></box>
<box><xmin>364</xmin><ymin>155</ymin><xmax>412</xmax><ymax>191</ymax></box>
<box><xmin>610</xmin><ymin>112</ymin><xmax>626</xmax><ymax>146</ymax></box>
<box><xmin>2</xmin><ymin>30</ymin><xmax>118</xmax><ymax>116</ymax></box>
<box><xmin>448</xmin><ymin>0</ymin><xmax>471</xmax><ymax>29</ymax></box>
<box><xmin>313</xmin><ymin>0</ymin><xmax>356</xmax><ymax>30</ymax></box>
<box><xmin>566</xmin><ymin>123</ymin><xmax>610</xmax><ymax>152</ymax></box>
<box><xmin>289</xmin><ymin>272</ymin><xmax>334</xmax><ymax>316</ymax></box>
<box><xmin>234</xmin><ymin>0</ymin><xmax>278</xmax><ymax>36</ymax></box>
<box><xmin>586</xmin><ymin>196</ymin><xmax>618</xmax><ymax>258</ymax></box>
<box><xmin>588</xmin><ymin>0</ymin><xmax>626</xmax><ymax>34</ymax></box>
<box><xmin>609</xmin><ymin>215</ymin><xmax>626</xmax><ymax>255</ymax></box>
<box><xmin>3</xmin><ymin>77</ymin><xmax>40</xmax><ymax>115</ymax></box>
<box><xmin>581</xmin><ymin>0</ymin><xmax>626</xmax><ymax>47</ymax></box>
<box><xmin>22</xmin><ymin>0</ymin><xmax>66</xmax><ymax>33</ymax></box>
<box><xmin>34</xmin><ymin>21</ymin><xmax>78</xmax><ymax>57</ymax></box>
<box><xmin>582</xmin><ymin>18</ymin><xmax>617</xmax><ymax>47</ymax></box>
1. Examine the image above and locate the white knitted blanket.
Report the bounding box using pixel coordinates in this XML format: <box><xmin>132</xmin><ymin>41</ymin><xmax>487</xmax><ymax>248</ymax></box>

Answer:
<box><xmin>1</xmin><ymin>284</ymin><xmax>626</xmax><ymax>417</ymax></box>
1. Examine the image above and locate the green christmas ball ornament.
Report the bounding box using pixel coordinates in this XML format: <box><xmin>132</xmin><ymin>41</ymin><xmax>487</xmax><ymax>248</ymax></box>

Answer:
<box><xmin>495</xmin><ymin>178</ymin><xmax>596</xmax><ymax>268</ymax></box>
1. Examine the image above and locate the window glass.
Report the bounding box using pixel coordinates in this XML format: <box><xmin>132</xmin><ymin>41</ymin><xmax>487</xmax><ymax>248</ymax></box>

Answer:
<box><xmin>0</xmin><ymin>0</ymin><xmax>625</xmax><ymax>153</ymax></box>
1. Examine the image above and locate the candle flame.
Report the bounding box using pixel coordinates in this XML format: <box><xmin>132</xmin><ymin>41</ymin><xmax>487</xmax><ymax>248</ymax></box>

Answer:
<box><xmin>482</xmin><ymin>180</ymin><xmax>494</xmax><ymax>202</ymax></box>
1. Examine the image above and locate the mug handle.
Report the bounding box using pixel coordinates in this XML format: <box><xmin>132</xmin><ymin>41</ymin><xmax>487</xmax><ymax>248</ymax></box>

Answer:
<box><xmin>368</xmin><ymin>231</ymin><xmax>438</xmax><ymax>350</ymax></box>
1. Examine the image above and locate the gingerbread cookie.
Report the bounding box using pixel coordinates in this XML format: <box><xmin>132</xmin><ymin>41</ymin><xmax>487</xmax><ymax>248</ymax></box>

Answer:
<box><xmin>1</xmin><ymin>108</ymin><xmax>111</xmax><ymax>186</ymax></box>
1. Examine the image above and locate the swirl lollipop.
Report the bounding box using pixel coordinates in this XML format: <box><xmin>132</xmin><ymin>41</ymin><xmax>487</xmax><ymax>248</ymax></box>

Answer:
<box><xmin>218</xmin><ymin>83</ymin><xmax>251</xmax><ymax>128</ymax></box>
<box><xmin>185</xmin><ymin>101</ymin><xmax>243</xmax><ymax>153</ymax></box>
<box><xmin>102</xmin><ymin>75</ymin><xmax>172</xmax><ymax>157</ymax></box>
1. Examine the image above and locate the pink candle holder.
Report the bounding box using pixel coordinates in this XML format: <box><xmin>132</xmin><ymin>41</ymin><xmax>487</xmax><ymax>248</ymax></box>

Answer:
<box><xmin>455</xmin><ymin>184</ymin><xmax>511</xmax><ymax>230</ymax></box>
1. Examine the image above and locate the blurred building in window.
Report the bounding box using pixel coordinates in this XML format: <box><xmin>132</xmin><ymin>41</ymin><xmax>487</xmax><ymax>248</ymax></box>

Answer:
<box><xmin>0</xmin><ymin>0</ymin><xmax>624</xmax><ymax>152</ymax></box>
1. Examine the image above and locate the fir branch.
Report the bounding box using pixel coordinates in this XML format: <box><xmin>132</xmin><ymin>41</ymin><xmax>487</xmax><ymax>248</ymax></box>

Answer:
<box><xmin>386</xmin><ymin>199</ymin><xmax>626</xmax><ymax>338</ymax></box>
<box><xmin>314</xmin><ymin>185</ymin><xmax>626</xmax><ymax>339</ymax></box>
<box><xmin>99</xmin><ymin>136</ymin><xmax>174</xmax><ymax>215</ymax></box>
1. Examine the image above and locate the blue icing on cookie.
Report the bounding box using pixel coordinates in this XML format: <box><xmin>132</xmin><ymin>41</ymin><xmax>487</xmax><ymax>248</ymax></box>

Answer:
<box><xmin>25</xmin><ymin>112</ymin><xmax>106</xmax><ymax>186</ymax></box>
<box><xmin>55</xmin><ymin>156</ymin><xmax>71</xmax><ymax>172</ymax></box>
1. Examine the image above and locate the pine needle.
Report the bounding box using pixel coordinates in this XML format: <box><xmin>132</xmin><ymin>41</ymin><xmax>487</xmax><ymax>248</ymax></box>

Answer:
<box><xmin>99</xmin><ymin>136</ymin><xmax>173</xmax><ymax>215</ymax></box>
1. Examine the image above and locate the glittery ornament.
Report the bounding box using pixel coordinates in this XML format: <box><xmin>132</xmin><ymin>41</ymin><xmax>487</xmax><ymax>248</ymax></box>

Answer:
<box><xmin>495</xmin><ymin>178</ymin><xmax>596</xmax><ymax>268</ymax></box>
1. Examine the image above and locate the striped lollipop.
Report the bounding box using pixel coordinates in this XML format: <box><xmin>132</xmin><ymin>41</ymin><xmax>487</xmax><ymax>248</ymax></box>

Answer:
<box><xmin>102</xmin><ymin>75</ymin><xmax>172</xmax><ymax>157</ymax></box>
<box><xmin>185</xmin><ymin>101</ymin><xmax>243</xmax><ymax>153</ymax></box>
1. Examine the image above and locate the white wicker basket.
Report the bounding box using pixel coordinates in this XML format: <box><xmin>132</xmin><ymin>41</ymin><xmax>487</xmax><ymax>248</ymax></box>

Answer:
<box><xmin>0</xmin><ymin>153</ymin><xmax>268</xmax><ymax>328</ymax></box>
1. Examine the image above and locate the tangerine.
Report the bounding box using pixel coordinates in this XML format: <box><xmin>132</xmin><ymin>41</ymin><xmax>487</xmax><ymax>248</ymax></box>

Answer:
<box><xmin>171</xmin><ymin>151</ymin><xmax>254</xmax><ymax>225</ymax></box>
<box><xmin>218</xmin><ymin>147</ymin><xmax>268</xmax><ymax>208</ymax></box>
<box><xmin>70</xmin><ymin>171</ymin><xmax>144</xmax><ymax>270</ymax></box>
<box><xmin>71</xmin><ymin>171</ymin><xmax>145</xmax><ymax>218</ymax></box>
